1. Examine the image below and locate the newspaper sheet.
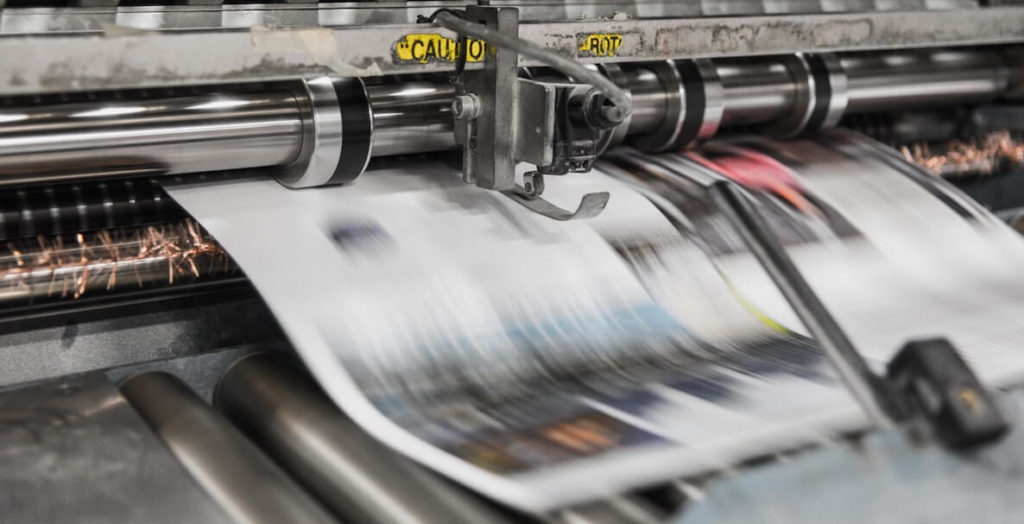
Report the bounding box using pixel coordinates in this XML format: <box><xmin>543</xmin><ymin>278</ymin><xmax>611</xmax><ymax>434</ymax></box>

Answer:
<box><xmin>165</xmin><ymin>131</ymin><xmax>1024</xmax><ymax>511</ymax></box>
<box><xmin>602</xmin><ymin>131</ymin><xmax>1024</xmax><ymax>386</ymax></box>
<box><xmin>165</xmin><ymin>163</ymin><xmax>860</xmax><ymax>512</ymax></box>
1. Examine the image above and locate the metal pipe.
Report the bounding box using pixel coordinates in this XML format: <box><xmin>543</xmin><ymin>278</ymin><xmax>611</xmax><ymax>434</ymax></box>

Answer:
<box><xmin>717</xmin><ymin>59</ymin><xmax>799</xmax><ymax>127</ymax></box>
<box><xmin>843</xmin><ymin>50</ymin><xmax>1009</xmax><ymax>113</ymax></box>
<box><xmin>624</xmin><ymin>66</ymin><xmax>672</xmax><ymax>136</ymax></box>
<box><xmin>0</xmin><ymin>91</ymin><xmax>305</xmax><ymax>185</ymax></box>
<box><xmin>120</xmin><ymin>372</ymin><xmax>338</xmax><ymax>524</ymax></box>
<box><xmin>368</xmin><ymin>81</ymin><xmax>456</xmax><ymax>156</ymax></box>
<box><xmin>215</xmin><ymin>352</ymin><xmax>512</xmax><ymax>524</ymax></box>
<box><xmin>0</xmin><ymin>48</ymin><xmax>1013</xmax><ymax>188</ymax></box>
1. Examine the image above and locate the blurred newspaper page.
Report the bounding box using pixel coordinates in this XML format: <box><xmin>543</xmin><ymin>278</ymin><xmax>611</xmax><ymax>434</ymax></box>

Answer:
<box><xmin>603</xmin><ymin>130</ymin><xmax>1024</xmax><ymax>387</ymax></box>
<box><xmin>165</xmin><ymin>164</ymin><xmax>860</xmax><ymax>512</ymax></box>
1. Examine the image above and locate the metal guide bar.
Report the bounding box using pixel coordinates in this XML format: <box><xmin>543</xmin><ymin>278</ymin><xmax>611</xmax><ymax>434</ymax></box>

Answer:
<box><xmin>0</xmin><ymin>8</ymin><xmax>1023</xmax><ymax>96</ymax></box>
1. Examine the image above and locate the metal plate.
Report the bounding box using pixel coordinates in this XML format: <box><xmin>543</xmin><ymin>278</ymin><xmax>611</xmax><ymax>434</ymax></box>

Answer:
<box><xmin>0</xmin><ymin>283</ymin><xmax>285</xmax><ymax>388</ymax></box>
<box><xmin>0</xmin><ymin>8</ymin><xmax>1021</xmax><ymax>95</ymax></box>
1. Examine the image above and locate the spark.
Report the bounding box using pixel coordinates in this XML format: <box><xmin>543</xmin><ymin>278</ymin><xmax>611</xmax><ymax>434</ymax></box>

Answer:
<box><xmin>0</xmin><ymin>219</ymin><xmax>236</xmax><ymax>301</ymax></box>
<box><xmin>903</xmin><ymin>131</ymin><xmax>1024</xmax><ymax>178</ymax></box>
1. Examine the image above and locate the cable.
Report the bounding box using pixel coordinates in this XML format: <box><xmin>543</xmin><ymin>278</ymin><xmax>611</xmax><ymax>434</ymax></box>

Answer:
<box><xmin>431</xmin><ymin>11</ymin><xmax>633</xmax><ymax>127</ymax></box>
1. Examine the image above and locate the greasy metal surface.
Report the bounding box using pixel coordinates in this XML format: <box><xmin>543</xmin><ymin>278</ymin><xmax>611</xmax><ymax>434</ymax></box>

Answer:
<box><xmin>0</xmin><ymin>373</ymin><xmax>233</xmax><ymax>524</ymax></box>
<box><xmin>0</xmin><ymin>9</ymin><xmax>1022</xmax><ymax>95</ymax></box>
<box><xmin>0</xmin><ymin>283</ymin><xmax>284</xmax><ymax>387</ymax></box>
<box><xmin>676</xmin><ymin>389</ymin><xmax>1024</xmax><ymax>524</ymax></box>
<box><xmin>216</xmin><ymin>352</ymin><xmax>513</xmax><ymax>524</ymax></box>
<box><xmin>121</xmin><ymin>371</ymin><xmax>338</xmax><ymax>524</ymax></box>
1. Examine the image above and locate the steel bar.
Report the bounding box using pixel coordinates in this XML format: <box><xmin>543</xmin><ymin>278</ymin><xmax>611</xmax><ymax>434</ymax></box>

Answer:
<box><xmin>215</xmin><ymin>352</ymin><xmax>513</xmax><ymax>524</ymax></box>
<box><xmin>0</xmin><ymin>48</ymin><xmax>1015</xmax><ymax>187</ymax></box>
<box><xmin>120</xmin><ymin>371</ymin><xmax>338</xmax><ymax>524</ymax></box>
<box><xmin>707</xmin><ymin>181</ymin><xmax>899</xmax><ymax>427</ymax></box>
<box><xmin>718</xmin><ymin>60</ymin><xmax>798</xmax><ymax>127</ymax></box>
<box><xmin>367</xmin><ymin>81</ymin><xmax>456</xmax><ymax>156</ymax></box>
<box><xmin>842</xmin><ymin>50</ymin><xmax>1009</xmax><ymax>113</ymax></box>
<box><xmin>0</xmin><ymin>90</ymin><xmax>305</xmax><ymax>184</ymax></box>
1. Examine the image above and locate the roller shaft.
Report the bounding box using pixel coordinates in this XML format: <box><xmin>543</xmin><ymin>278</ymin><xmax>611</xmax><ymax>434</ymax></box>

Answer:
<box><xmin>0</xmin><ymin>91</ymin><xmax>305</xmax><ymax>185</ymax></box>
<box><xmin>842</xmin><ymin>50</ymin><xmax>1008</xmax><ymax>113</ymax></box>
<box><xmin>120</xmin><ymin>372</ymin><xmax>338</xmax><ymax>524</ymax></box>
<box><xmin>215</xmin><ymin>352</ymin><xmax>512</xmax><ymax>524</ymax></box>
<box><xmin>0</xmin><ymin>48</ymin><xmax>1014</xmax><ymax>186</ymax></box>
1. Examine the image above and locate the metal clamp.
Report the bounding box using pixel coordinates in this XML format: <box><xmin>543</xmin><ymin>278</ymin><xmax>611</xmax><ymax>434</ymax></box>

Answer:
<box><xmin>438</xmin><ymin>5</ymin><xmax>617</xmax><ymax>220</ymax></box>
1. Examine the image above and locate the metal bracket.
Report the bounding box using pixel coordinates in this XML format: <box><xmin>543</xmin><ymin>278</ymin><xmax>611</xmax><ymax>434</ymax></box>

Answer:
<box><xmin>503</xmin><ymin>188</ymin><xmax>610</xmax><ymax>221</ymax></box>
<box><xmin>443</xmin><ymin>5</ymin><xmax>617</xmax><ymax>220</ymax></box>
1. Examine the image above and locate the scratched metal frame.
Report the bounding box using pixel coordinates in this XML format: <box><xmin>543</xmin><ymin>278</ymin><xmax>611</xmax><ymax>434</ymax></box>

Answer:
<box><xmin>0</xmin><ymin>0</ymin><xmax>978</xmax><ymax>32</ymax></box>
<box><xmin>0</xmin><ymin>7</ymin><xmax>1022</xmax><ymax>96</ymax></box>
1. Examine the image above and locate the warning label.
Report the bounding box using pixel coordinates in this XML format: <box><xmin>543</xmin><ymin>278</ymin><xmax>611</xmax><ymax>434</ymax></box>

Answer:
<box><xmin>394</xmin><ymin>34</ymin><xmax>487</xmax><ymax>64</ymax></box>
<box><xmin>578</xmin><ymin>34</ymin><xmax>623</xmax><ymax>57</ymax></box>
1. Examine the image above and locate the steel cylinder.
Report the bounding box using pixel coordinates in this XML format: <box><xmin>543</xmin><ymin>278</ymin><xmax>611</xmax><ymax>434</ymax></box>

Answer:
<box><xmin>368</xmin><ymin>81</ymin><xmax>456</xmax><ymax>156</ymax></box>
<box><xmin>0</xmin><ymin>91</ymin><xmax>305</xmax><ymax>185</ymax></box>
<box><xmin>717</xmin><ymin>59</ymin><xmax>799</xmax><ymax>127</ymax></box>
<box><xmin>842</xmin><ymin>50</ymin><xmax>1009</xmax><ymax>113</ymax></box>
<box><xmin>0</xmin><ymin>47</ymin><xmax>1015</xmax><ymax>188</ymax></box>
<box><xmin>120</xmin><ymin>372</ymin><xmax>338</xmax><ymax>524</ymax></box>
<box><xmin>624</xmin><ymin>65</ymin><xmax>673</xmax><ymax>136</ymax></box>
<box><xmin>215</xmin><ymin>352</ymin><xmax>511</xmax><ymax>524</ymax></box>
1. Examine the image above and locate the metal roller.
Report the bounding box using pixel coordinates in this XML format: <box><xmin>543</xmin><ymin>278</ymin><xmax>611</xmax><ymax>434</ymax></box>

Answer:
<box><xmin>215</xmin><ymin>352</ymin><xmax>513</xmax><ymax>524</ymax></box>
<box><xmin>842</xmin><ymin>50</ymin><xmax>1009</xmax><ymax>114</ymax></box>
<box><xmin>367</xmin><ymin>80</ymin><xmax>456</xmax><ymax>157</ymax></box>
<box><xmin>0</xmin><ymin>90</ymin><xmax>306</xmax><ymax>185</ymax></box>
<box><xmin>0</xmin><ymin>48</ymin><xmax>1015</xmax><ymax>188</ymax></box>
<box><xmin>0</xmin><ymin>178</ymin><xmax>182</xmax><ymax>241</ymax></box>
<box><xmin>120</xmin><ymin>371</ymin><xmax>339</xmax><ymax>524</ymax></box>
<box><xmin>717</xmin><ymin>58</ymin><xmax>800</xmax><ymax>127</ymax></box>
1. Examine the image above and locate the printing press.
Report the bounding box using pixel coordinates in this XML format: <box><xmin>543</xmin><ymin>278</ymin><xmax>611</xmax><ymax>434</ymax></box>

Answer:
<box><xmin>5</xmin><ymin>1</ymin><xmax>1024</xmax><ymax>523</ymax></box>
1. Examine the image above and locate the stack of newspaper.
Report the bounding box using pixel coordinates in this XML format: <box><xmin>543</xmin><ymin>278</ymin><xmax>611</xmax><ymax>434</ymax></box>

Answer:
<box><xmin>165</xmin><ymin>130</ymin><xmax>1024</xmax><ymax>512</ymax></box>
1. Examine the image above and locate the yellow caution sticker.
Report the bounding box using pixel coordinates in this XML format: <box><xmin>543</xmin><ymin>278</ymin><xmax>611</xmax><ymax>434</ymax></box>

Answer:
<box><xmin>394</xmin><ymin>34</ymin><xmax>487</xmax><ymax>64</ymax></box>
<box><xmin>578</xmin><ymin>33</ymin><xmax>623</xmax><ymax>57</ymax></box>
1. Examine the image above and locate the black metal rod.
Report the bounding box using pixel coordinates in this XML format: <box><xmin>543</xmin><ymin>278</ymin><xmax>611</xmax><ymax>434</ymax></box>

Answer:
<box><xmin>707</xmin><ymin>180</ymin><xmax>902</xmax><ymax>426</ymax></box>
